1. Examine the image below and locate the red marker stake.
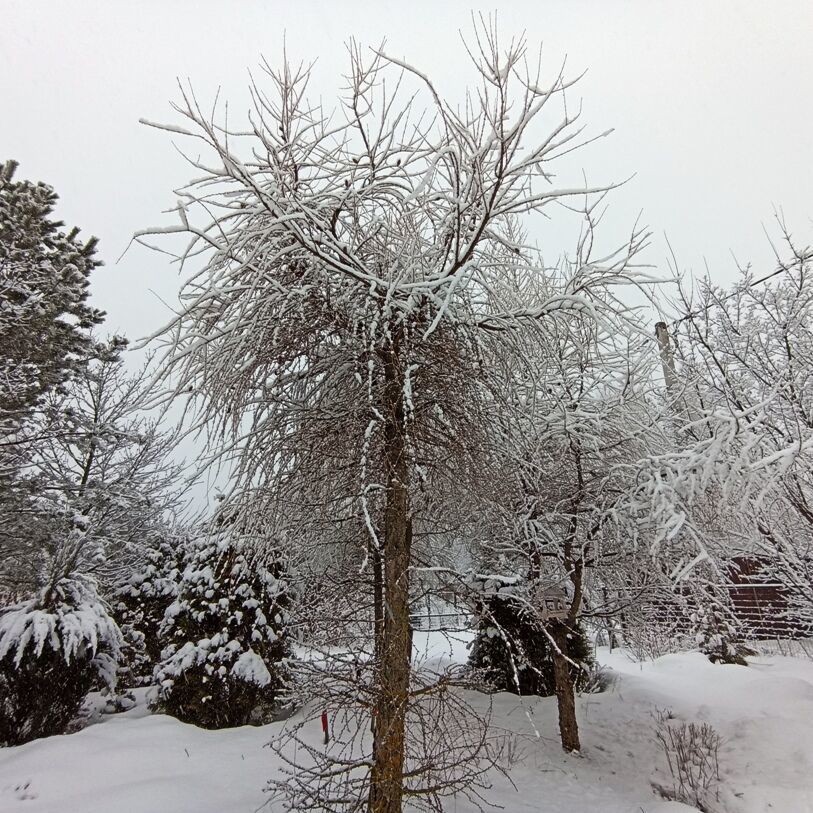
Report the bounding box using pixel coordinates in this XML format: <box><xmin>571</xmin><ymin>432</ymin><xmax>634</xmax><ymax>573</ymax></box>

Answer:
<box><xmin>321</xmin><ymin>710</ymin><xmax>329</xmax><ymax>745</ymax></box>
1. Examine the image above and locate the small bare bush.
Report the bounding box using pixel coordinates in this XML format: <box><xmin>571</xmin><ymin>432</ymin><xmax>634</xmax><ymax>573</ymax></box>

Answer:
<box><xmin>652</xmin><ymin>709</ymin><xmax>722</xmax><ymax>812</ymax></box>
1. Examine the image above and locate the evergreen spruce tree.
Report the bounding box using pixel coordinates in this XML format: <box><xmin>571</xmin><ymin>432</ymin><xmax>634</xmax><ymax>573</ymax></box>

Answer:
<box><xmin>468</xmin><ymin>578</ymin><xmax>593</xmax><ymax>696</ymax></box>
<box><xmin>153</xmin><ymin>526</ymin><xmax>291</xmax><ymax>728</ymax></box>
<box><xmin>0</xmin><ymin>159</ymin><xmax>107</xmax><ymax>600</ymax></box>
<box><xmin>0</xmin><ymin>159</ymin><xmax>104</xmax><ymax>429</ymax></box>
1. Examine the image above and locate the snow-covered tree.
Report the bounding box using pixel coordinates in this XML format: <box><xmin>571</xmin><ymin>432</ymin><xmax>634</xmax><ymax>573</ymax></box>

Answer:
<box><xmin>0</xmin><ymin>338</ymin><xmax>184</xmax><ymax>735</ymax></box>
<box><xmin>0</xmin><ymin>159</ymin><xmax>110</xmax><ymax>604</ymax></box>
<box><xmin>0</xmin><ymin>159</ymin><xmax>104</xmax><ymax>434</ymax></box>
<box><xmin>458</xmin><ymin>215</ymin><xmax>661</xmax><ymax>750</ymax></box>
<box><xmin>140</xmin><ymin>23</ymin><xmax>652</xmax><ymax>812</ymax></box>
<box><xmin>1</xmin><ymin>342</ymin><xmax>183</xmax><ymax>599</ymax></box>
<box><xmin>623</xmin><ymin>227</ymin><xmax>813</xmax><ymax>641</ymax></box>
<box><xmin>152</xmin><ymin>520</ymin><xmax>291</xmax><ymax>729</ymax></box>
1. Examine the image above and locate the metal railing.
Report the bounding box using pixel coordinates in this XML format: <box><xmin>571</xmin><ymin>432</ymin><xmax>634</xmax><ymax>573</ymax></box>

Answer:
<box><xmin>410</xmin><ymin>610</ymin><xmax>473</xmax><ymax>632</ymax></box>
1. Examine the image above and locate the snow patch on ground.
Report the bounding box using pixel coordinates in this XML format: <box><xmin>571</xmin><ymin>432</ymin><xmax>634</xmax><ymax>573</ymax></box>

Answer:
<box><xmin>1</xmin><ymin>634</ymin><xmax>811</xmax><ymax>813</ymax></box>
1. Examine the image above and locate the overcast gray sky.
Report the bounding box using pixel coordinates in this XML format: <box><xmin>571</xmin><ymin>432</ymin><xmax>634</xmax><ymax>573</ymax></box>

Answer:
<box><xmin>3</xmin><ymin>0</ymin><xmax>812</xmax><ymax>342</ymax></box>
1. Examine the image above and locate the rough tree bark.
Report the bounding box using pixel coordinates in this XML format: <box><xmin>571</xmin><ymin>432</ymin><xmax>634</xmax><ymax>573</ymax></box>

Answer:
<box><xmin>369</xmin><ymin>331</ymin><xmax>412</xmax><ymax>813</ymax></box>
<box><xmin>550</xmin><ymin>621</ymin><xmax>581</xmax><ymax>752</ymax></box>
<box><xmin>550</xmin><ymin>522</ymin><xmax>584</xmax><ymax>753</ymax></box>
<box><xmin>370</xmin><ymin>536</ymin><xmax>384</xmax><ymax>774</ymax></box>
<box><xmin>371</xmin><ymin>540</ymin><xmax>385</xmax><ymax>667</ymax></box>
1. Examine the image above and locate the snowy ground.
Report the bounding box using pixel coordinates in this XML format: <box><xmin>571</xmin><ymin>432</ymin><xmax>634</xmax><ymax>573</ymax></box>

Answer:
<box><xmin>1</xmin><ymin>633</ymin><xmax>811</xmax><ymax>813</ymax></box>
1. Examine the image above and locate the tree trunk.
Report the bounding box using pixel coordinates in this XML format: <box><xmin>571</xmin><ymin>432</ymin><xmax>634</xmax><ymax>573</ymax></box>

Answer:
<box><xmin>371</xmin><ymin>540</ymin><xmax>384</xmax><ymax>666</ymax></box>
<box><xmin>370</xmin><ymin>538</ymin><xmax>384</xmax><ymax>765</ymax></box>
<box><xmin>554</xmin><ymin>516</ymin><xmax>583</xmax><ymax>753</ymax></box>
<box><xmin>369</xmin><ymin>335</ymin><xmax>411</xmax><ymax>813</ymax></box>
<box><xmin>550</xmin><ymin>623</ymin><xmax>581</xmax><ymax>753</ymax></box>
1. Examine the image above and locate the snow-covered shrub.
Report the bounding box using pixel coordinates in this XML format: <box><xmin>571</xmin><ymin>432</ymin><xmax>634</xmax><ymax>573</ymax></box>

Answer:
<box><xmin>152</xmin><ymin>531</ymin><xmax>290</xmax><ymax>729</ymax></box>
<box><xmin>691</xmin><ymin>599</ymin><xmax>752</xmax><ymax>666</ymax></box>
<box><xmin>113</xmin><ymin>535</ymin><xmax>183</xmax><ymax>688</ymax></box>
<box><xmin>468</xmin><ymin>581</ymin><xmax>593</xmax><ymax>696</ymax></box>
<box><xmin>0</xmin><ymin>574</ymin><xmax>121</xmax><ymax>746</ymax></box>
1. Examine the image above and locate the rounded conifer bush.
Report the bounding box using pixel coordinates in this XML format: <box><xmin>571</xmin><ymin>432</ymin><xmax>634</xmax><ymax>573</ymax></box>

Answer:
<box><xmin>0</xmin><ymin>575</ymin><xmax>121</xmax><ymax>746</ymax></box>
<box><xmin>113</xmin><ymin>534</ymin><xmax>183</xmax><ymax>688</ymax></box>
<box><xmin>468</xmin><ymin>579</ymin><xmax>593</xmax><ymax>696</ymax></box>
<box><xmin>153</xmin><ymin>530</ymin><xmax>291</xmax><ymax>729</ymax></box>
